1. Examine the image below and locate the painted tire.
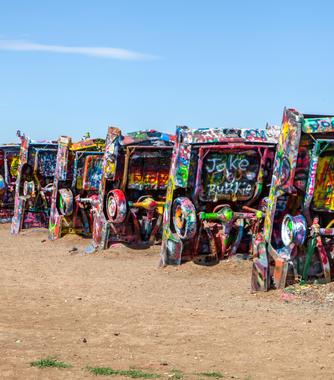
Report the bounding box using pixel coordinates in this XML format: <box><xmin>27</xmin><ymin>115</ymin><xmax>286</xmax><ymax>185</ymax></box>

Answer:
<box><xmin>58</xmin><ymin>188</ymin><xmax>74</xmax><ymax>216</ymax></box>
<box><xmin>172</xmin><ymin>197</ymin><xmax>197</xmax><ymax>240</ymax></box>
<box><xmin>106</xmin><ymin>189</ymin><xmax>127</xmax><ymax>223</ymax></box>
<box><xmin>281</xmin><ymin>214</ymin><xmax>307</xmax><ymax>247</ymax></box>
<box><xmin>23</xmin><ymin>180</ymin><xmax>35</xmax><ymax>196</ymax></box>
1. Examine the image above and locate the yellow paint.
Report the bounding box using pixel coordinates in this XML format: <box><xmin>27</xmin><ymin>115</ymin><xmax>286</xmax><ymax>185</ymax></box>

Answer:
<box><xmin>10</xmin><ymin>156</ymin><xmax>20</xmax><ymax>177</ymax></box>
<box><xmin>313</xmin><ymin>155</ymin><xmax>334</xmax><ymax>210</ymax></box>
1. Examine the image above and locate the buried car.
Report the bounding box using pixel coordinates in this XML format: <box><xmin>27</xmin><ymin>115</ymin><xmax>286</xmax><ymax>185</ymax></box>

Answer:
<box><xmin>160</xmin><ymin>125</ymin><xmax>279</xmax><ymax>266</ymax></box>
<box><xmin>0</xmin><ymin>144</ymin><xmax>20</xmax><ymax>223</ymax></box>
<box><xmin>48</xmin><ymin>135</ymin><xmax>105</xmax><ymax>240</ymax></box>
<box><xmin>86</xmin><ymin>127</ymin><xmax>175</xmax><ymax>253</ymax></box>
<box><xmin>252</xmin><ymin>108</ymin><xmax>334</xmax><ymax>291</ymax></box>
<box><xmin>11</xmin><ymin>131</ymin><xmax>58</xmax><ymax>234</ymax></box>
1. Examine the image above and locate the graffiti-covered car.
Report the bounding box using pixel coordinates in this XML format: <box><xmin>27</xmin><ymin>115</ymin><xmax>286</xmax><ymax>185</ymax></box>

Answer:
<box><xmin>252</xmin><ymin>108</ymin><xmax>334</xmax><ymax>291</ymax></box>
<box><xmin>86</xmin><ymin>127</ymin><xmax>175</xmax><ymax>253</ymax></box>
<box><xmin>160</xmin><ymin>125</ymin><xmax>279</xmax><ymax>266</ymax></box>
<box><xmin>48</xmin><ymin>135</ymin><xmax>105</xmax><ymax>240</ymax></box>
<box><xmin>0</xmin><ymin>144</ymin><xmax>20</xmax><ymax>223</ymax></box>
<box><xmin>11</xmin><ymin>131</ymin><xmax>58</xmax><ymax>234</ymax></box>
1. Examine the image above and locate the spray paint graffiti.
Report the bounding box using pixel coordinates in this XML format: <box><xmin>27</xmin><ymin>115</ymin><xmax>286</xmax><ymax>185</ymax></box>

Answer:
<box><xmin>160</xmin><ymin>125</ymin><xmax>277</xmax><ymax>266</ymax></box>
<box><xmin>313</xmin><ymin>154</ymin><xmax>334</xmax><ymax>211</ymax></box>
<box><xmin>48</xmin><ymin>136</ymin><xmax>105</xmax><ymax>240</ymax></box>
<box><xmin>202</xmin><ymin>151</ymin><xmax>259</xmax><ymax>201</ymax></box>
<box><xmin>38</xmin><ymin>151</ymin><xmax>57</xmax><ymax>177</ymax></box>
<box><xmin>0</xmin><ymin>145</ymin><xmax>20</xmax><ymax>222</ymax></box>
<box><xmin>83</xmin><ymin>155</ymin><xmax>103</xmax><ymax>191</ymax></box>
<box><xmin>86</xmin><ymin>128</ymin><xmax>175</xmax><ymax>253</ymax></box>
<box><xmin>303</xmin><ymin>117</ymin><xmax>334</xmax><ymax>133</ymax></box>
<box><xmin>127</xmin><ymin>151</ymin><xmax>171</xmax><ymax>191</ymax></box>
<box><xmin>252</xmin><ymin>108</ymin><xmax>334</xmax><ymax>292</ymax></box>
<box><xmin>11</xmin><ymin>131</ymin><xmax>58</xmax><ymax>234</ymax></box>
<box><xmin>263</xmin><ymin>109</ymin><xmax>302</xmax><ymax>242</ymax></box>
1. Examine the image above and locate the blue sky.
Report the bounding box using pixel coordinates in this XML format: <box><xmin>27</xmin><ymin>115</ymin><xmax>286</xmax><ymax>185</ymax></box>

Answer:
<box><xmin>0</xmin><ymin>1</ymin><xmax>333</xmax><ymax>142</ymax></box>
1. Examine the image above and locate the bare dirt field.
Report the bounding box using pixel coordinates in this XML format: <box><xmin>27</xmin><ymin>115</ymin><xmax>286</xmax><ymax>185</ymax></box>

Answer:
<box><xmin>1</xmin><ymin>224</ymin><xmax>334</xmax><ymax>380</ymax></box>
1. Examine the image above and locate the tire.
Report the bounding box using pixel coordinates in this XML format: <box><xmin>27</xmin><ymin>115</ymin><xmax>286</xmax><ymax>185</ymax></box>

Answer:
<box><xmin>58</xmin><ymin>188</ymin><xmax>74</xmax><ymax>216</ymax></box>
<box><xmin>106</xmin><ymin>189</ymin><xmax>127</xmax><ymax>223</ymax></box>
<box><xmin>281</xmin><ymin>214</ymin><xmax>307</xmax><ymax>247</ymax></box>
<box><xmin>172</xmin><ymin>197</ymin><xmax>197</xmax><ymax>240</ymax></box>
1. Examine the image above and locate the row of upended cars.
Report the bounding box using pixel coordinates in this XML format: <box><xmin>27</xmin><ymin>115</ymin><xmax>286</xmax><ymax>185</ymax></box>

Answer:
<box><xmin>1</xmin><ymin>107</ymin><xmax>334</xmax><ymax>292</ymax></box>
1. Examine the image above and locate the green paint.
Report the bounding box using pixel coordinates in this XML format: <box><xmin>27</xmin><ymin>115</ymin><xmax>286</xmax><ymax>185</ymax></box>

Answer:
<box><xmin>301</xmin><ymin>235</ymin><xmax>316</xmax><ymax>282</ymax></box>
<box><xmin>59</xmin><ymin>195</ymin><xmax>64</xmax><ymax>210</ymax></box>
<box><xmin>223</xmin><ymin>208</ymin><xmax>234</xmax><ymax>221</ymax></box>
<box><xmin>256</xmin><ymin>210</ymin><xmax>263</xmax><ymax>219</ymax></box>
<box><xmin>199</xmin><ymin>209</ymin><xmax>234</xmax><ymax>222</ymax></box>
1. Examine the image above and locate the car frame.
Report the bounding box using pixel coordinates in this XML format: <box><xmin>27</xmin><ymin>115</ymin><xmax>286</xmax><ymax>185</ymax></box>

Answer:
<box><xmin>0</xmin><ymin>143</ymin><xmax>20</xmax><ymax>223</ymax></box>
<box><xmin>48</xmin><ymin>135</ymin><xmax>105</xmax><ymax>240</ymax></box>
<box><xmin>160</xmin><ymin>125</ymin><xmax>279</xmax><ymax>266</ymax></box>
<box><xmin>252</xmin><ymin>108</ymin><xmax>334</xmax><ymax>291</ymax></box>
<box><xmin>11</xmin><ymin>131</ymin><xmax>58</xmax><ymax>234</ymax></box>
<box><xmin>86</xmin><ymin>127</ymin><xmax>175</xmax><ymax>253</ymax></box>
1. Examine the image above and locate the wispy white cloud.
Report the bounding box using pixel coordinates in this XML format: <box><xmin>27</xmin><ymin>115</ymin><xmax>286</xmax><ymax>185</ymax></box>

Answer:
<box><xmin>0</xmin><ymin>39</ymin><xmax>157</xmax><ymax>60</ymax></box>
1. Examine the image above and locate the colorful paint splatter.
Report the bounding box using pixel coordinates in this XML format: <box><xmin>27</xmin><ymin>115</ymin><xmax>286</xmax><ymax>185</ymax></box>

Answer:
<box><xmin>11</xmin><ymin>131</ymin><xmax>58</xmax><ymax>234</ymax></box>
<box><xmin>87</xmin><ymin>128</ymin><xmax>175</xmax><ymax>252</ymax></box>
<box><xmin>160</xmin><ymin>125</ymin><xmax>278</xmax><ymax>266</ymax></box>
<box><xmin>252</xmin><ymin>108</ymin><xmax>334</xmax><ymax>292</ymax></box>
<box><xmin>48</xmin><ymin>136</ymin><xmax>105</xmax><ymax>240</ymax></box>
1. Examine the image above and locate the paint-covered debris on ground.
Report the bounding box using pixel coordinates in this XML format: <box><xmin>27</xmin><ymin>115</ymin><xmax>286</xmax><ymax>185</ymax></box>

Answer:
<box><xmin>48</xmin><ymin>134</ymin><xmax>105</xmax><ymax>240</ymax></box>
<box><xmin>10</xmin><ymin>131</ymin><xmax>58</xmax><ymax>234</ymax></box>
<box><xmin>0</xmin><ymin>143</ymin><xmax>20</xmax><ymax>223</ymax></box>
<box><xmin>252</xmin><ymin>108</ymin><xmax>334</xmax><ymax>291</ymax></box>
<box><xmin>280</xmin><ymin>282</ymin><xmax>334</xmax><ymax>306</ymax></box>
<box><xmin>86</xmin><ymin>128</ymin><xmax>175</xmax><ymax>253</ymax></box>
<box><xmin>160</xmin><ymin>124</ymin><xmax>280</xmax><ymax>266</ymax></box>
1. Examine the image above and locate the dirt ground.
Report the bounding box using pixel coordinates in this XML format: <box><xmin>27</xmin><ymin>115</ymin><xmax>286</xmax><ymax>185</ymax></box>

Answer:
<box><xmin>1</xmin><ymin>225</ymin><xmax>334</xmax><ymax>379</ymax></box>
